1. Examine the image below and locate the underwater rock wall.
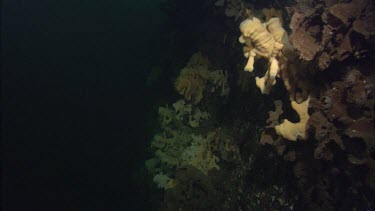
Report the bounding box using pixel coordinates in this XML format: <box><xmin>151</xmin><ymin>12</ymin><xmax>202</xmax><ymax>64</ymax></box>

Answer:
<box><xmin>146</xmin><ymin>0</ymin><xmax>375</xmax><ymax>210</ymax></box>
<box><xmin>289</xmin><ymin>0</ymin><xmax>375</xmax><ymax>70</ymax></box>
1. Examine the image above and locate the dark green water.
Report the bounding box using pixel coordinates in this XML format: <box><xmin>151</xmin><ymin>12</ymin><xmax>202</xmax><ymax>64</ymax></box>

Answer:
<box><xmin>3</xmin><ymin>0</ymin><xmax>166</xmax><ymax>210</ymax></box>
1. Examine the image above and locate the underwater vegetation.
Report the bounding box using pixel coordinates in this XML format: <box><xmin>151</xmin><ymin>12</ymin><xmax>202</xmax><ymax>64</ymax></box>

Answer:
<box><xmin>146</xmin><ymin>0</ymin><xmax>375</xmax><ymax>210</ymax></box>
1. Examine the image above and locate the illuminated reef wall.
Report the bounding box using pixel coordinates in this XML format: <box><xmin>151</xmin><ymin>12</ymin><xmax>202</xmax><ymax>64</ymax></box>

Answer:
<box><xmin>146</xmin><ymin>0</ymin><xmax>375</xmax><ymax>210</ymax></box>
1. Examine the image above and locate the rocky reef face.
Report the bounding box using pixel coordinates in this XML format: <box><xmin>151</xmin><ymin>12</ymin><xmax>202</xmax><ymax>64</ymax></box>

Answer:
<box><xmin>145</xmin><ymin>0</ymin><xmax>375</xmax><ymax>210</ymax></box>
<box><xmin>289</xmin><ymin>0</ymin><xmax>375</xmax><ymax>70</ymax></box>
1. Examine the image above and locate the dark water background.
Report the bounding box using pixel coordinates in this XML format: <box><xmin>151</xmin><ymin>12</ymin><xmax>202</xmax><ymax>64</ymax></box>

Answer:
<box><xmin>2</xmin><ymin>0</ymin><xmax>166</xmax><ymax>210</ymax></box>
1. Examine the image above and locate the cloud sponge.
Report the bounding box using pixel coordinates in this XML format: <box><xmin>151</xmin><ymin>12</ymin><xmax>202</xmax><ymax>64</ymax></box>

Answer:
<box><xmin>275</xmin><ymin>98</ymin><xmax>310</xmax><ymax>141</ymax></box>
